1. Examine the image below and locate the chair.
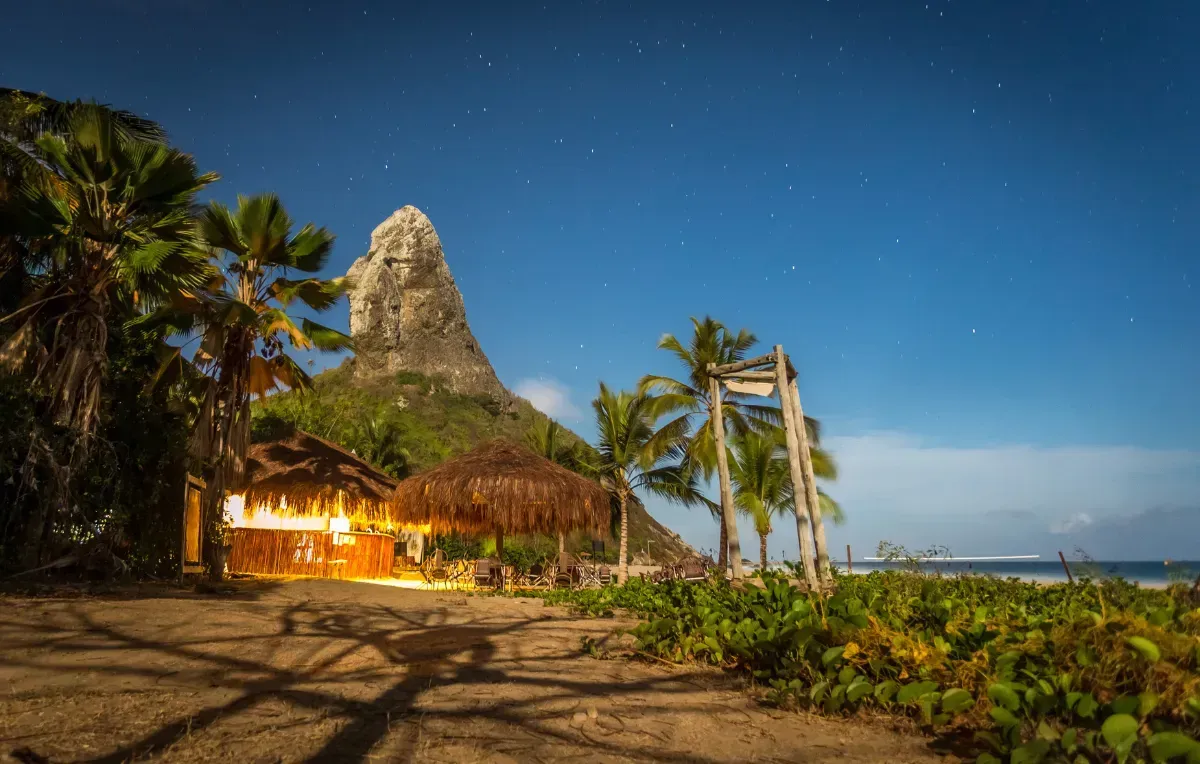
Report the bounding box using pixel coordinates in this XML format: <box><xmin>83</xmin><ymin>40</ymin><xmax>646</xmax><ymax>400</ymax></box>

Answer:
<box><xmin>518</xmin><ymin>561</ymin><xmax>550</xmax><ymax>589</ymax></box>
<box><xmin>448</xmin><ymin>556</ymin><xmax>470</xmax><ymax>587</ymax></box>
<box><xmin>420</xmin><ymin>549</ymin><xmax>452</xmax><ymax>590</ymax></box>
<box><xmin>473</xmin><ymin>558</ymin><xmax>496</xmax><ymax>589</ymax></box>
<box><xmin>597</xmin><ymin>565</ymin><xmax>613</xmax><ymax>586</ymax></box>
<box><xmin>678</xmin><ymin>557</ymin><xmax>707</xmax><ymax>582</ymax></box>
<box><xmin>554</xmin><ymin>552</ymin><xmax>576</xmax><ymax>588</ymax></box>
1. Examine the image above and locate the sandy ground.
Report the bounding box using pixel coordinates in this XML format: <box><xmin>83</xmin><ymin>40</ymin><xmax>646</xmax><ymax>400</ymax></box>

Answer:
<box><xmin>0</xmin><ymin>578</ymin><xmax>942</xmax><ymax>763</ymax></box>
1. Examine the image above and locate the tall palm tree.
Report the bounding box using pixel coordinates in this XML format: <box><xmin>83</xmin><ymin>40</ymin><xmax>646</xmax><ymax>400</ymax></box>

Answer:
<box><xmin>591</xmin><ymin>383</ymin><xmax>700</xmax><ymax>583</ymax></box>
<box><xmin>638</xmin><ymin>316</ymin><xmax>823</xmax><ymax>571</ymax></box>
<box><xmin>157</xmin><ymin>194</ymin><xmax>352</xmax><ymax>562</ymax></box>
<box><xmin>730</xmin><ymin>431</ymin><xmax>845</xmax><ymax>571</ymax></box>
<box><xmin>0</xmin><ymin>105</ymin><xmax>216</xmax><ymax>439</ymax></box>
<box><xmin>526</xmin><ymin>417</ymin><xmax>596</xmax><ymax>552</ymax></box>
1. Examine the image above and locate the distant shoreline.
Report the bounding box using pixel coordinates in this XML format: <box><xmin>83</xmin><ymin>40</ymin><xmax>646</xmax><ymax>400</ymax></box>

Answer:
<box><xmin>816</xmin><ymin>559</ymin><xmax>1197</xmax><ymax>588</ymax></box>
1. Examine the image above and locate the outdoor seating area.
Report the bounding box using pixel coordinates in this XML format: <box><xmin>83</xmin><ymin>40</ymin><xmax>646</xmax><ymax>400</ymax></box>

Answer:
<box><xmin>390</xmin><ymin>439</ymin><xmax>614</xmax><ymax>591</ymax></box>
<box><xmin>409</xmin><ymin>548</ymin><xmax>614</xmax><ymax>591</ymax></box>
<box><xmin>648</xmin><ymin>554</ymin><xmax>717</xmax><ymax>584</ymax></box>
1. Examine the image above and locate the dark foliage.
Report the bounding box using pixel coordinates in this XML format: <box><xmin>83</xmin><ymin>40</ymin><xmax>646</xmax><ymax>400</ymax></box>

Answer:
<box><xmin>0</xmin><ymin>325</ymin><xmax>189</xmax><ymax>576</ymax></box>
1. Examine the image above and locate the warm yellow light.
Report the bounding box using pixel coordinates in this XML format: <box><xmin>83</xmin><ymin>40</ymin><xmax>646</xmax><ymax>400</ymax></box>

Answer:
<box><xmin>224</xmin><ymin>493</ymin><xmax>332</xmax><ymax>531</ymax></box>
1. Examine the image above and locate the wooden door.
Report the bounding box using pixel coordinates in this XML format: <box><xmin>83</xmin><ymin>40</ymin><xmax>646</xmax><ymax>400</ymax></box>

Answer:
<box><xmin>182</xmin><ymin>475</ymin><xmax>206</xmax><ymax>574</ymax></box>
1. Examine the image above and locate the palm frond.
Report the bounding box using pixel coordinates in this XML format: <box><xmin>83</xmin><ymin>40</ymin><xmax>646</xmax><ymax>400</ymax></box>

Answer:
<box><xmin>818</xmin><ymin>489</ymin><xmax>845</xmax><ymax>525</ymax></box>
<box><xmin>260</xmin><ymin>308</ymin><xmax>311</xmax><ymax>349</ymax></box>
<box><xmin>287</xmin><ymin>223</ymin><xmax>335</xmax><ymax>272</ymax></box>
<box><xmin>270</xmin><ymin>276</ymin><xmax>349</xmax><ymax>311</ymax></box>
<box><xmin>199</xmin><ymin>202</ymin><xmax>245</xmax><ymax>257</ymax></box>
<box><xmin>300</xmin><ymin>318</ymin><xmax>353</xmax><ymax>352</ymax></box>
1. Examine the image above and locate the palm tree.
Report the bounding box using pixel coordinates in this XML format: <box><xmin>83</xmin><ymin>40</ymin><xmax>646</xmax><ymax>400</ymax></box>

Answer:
<box><xmin>591</xmin><ymin>383</ymin><xmax>700</xmax><ymax>583</ymax></box>
<box><xmin>349</xmin><ymin>410</ymin><xmax>411</xmax><ymax>479</ymax></box>
<box><xmin>0</xmin><ymin>105</ymin><xmax>216</xmax><ymax>439</ymax></box>
<box><xmin>526</xmin><ymin>417</ymin><xmax>595</xmax><ymax>552</ymax></box>
<box><xmin>730</xmin><ymin>431</ymin><xmax>845</xmax><ymax>571</ymax></box>
<box><xmin>729</xmin><ymin>431</ymin><xmax>792</xmax><ymax>571</ymax></box>
<box><xmin>639</xmin><ymin>316</ymin><xmax>823</xmax><ymax>572</ymax></box>
<box><xmin>2</xmin><ymin>90</ymin><xmax>169</xmax><ymax>315</ymax></box>
<box><xmin>160</xmin><ymin>194</ymin><xmax>352</xmax><ymax>564</ymax></box>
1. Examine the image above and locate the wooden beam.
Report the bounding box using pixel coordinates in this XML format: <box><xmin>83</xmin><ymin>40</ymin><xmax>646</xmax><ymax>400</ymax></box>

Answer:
<box><xmin>717</xmin><ymin>370</ymin><xmax>777</xmax><ymax>381</ymax></box>
<box><xmin>708</xmin><ymin>364</ymin><xmax>744</xmax><ymax>581</ymax></box>
<box><xmin>773</xmin><ymin>346</ymin><xmax>819</xmax><ymax>591</ymax></box>
<box><xmin>709</xmin><ymin>353</ymin><xmax>777</xmax><ymax>377</ymax></box>
<box><xmin>788</xmin><ymin>371</ymin><xmax>833</xmax><ymax>585</ymax></box>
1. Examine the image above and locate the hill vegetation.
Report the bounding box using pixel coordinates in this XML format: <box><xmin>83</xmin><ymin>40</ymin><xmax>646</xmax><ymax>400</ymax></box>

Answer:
<box><xmin>251</xmin><ymin>362</ymin><xmax>697</xmax><ymax>563</ymax></box>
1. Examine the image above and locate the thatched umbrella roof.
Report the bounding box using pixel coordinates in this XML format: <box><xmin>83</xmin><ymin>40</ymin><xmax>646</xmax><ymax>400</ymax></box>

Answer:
<box><xmin>391</xmin><ymin>439</ymin><xmax>609</xmax><ymax>535</ymax></box>
<box><xmin>239</xmin><ymin>430</ymin><xmax>399</xmax><ymax>521</ymax></box>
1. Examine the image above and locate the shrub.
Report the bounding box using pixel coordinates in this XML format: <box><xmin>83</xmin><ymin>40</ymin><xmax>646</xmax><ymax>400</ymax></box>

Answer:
<box><xmin>533</xmin><ymin>570</ymin><xmax>1200</xmax><ymax>762</ymax></box>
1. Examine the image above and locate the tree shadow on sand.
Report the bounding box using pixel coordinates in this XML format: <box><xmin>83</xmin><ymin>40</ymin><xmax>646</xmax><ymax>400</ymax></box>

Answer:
<box><xmin>0</xmin><ymin>582</ymin><xmax>834</xmax><ymax>763</ymax></box>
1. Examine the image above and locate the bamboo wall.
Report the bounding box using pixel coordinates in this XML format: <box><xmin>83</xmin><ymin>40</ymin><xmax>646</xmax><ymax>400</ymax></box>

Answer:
<box><xmin>227</xmin><ymin>528</ymin><xmax>394</xmax><ymax>579</ymax></box>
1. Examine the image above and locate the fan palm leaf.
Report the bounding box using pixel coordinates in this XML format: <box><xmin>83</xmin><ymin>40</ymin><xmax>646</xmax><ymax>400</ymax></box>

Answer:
<box><xmin>185</xmin><ymin>194</ymin><xmax>350</xmax><ymax>572</ymax></box>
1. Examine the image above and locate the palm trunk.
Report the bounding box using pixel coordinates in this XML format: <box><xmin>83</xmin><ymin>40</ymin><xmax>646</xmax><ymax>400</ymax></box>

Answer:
<box><xmin>558</xmin><ymin>533</ymin><xmax>565</xmax><ymax>554</ymax></box>
<box><xmin>717</xmin><ymin>517</ymin><xmax>728</xmax><ymax>571</ymax></box>
<box><xmin>23</xmin><ymin>289</ymin><xmax>109</xmax><ymax>566</ymax></box>
<box><xmin>41</xmin><ymin>285</ymin><xmax>109</xmax><ymax>440</ymax></box>
<box><xmin>617</xmin><ymin>491</ymin><xmax>629</xmax><ymax>584</ymax></box>
<box><xmin>201</xmin><ymin>335</ymin><xmax>253</xmax><ymax>580</ymax></box>
<box><xmin>759</xmin><ymin>532</ymin><xmax>769</xmax><ymax>572</ymax></box>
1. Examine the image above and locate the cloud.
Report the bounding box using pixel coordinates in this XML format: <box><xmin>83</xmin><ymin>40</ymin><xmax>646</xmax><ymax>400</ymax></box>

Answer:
<box><xmin>513</xmin><ymin>377</ymin><xmax>582</xmax><ymax>421</ymax></box>
<box><xmin>1050</xmin><ymin>512</ymin><xmax>1093</xmax><ymax>534</ymax></box>
<box><xmin>821</xmin><ymin>431</ymin><xmax>1200</xmax><ymax>521</ymax></box>
<box><xmin>638</xmin><ymin>430</ymin><xmax>1200</xmax><ymax>563</ymax></box>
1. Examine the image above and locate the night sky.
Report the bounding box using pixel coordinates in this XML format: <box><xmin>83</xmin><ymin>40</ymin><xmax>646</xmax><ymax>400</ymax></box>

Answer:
<box><xmin>7</xmin><ymin>0</ymin><xmax>1198</xmax><ymax>560</ymax></box>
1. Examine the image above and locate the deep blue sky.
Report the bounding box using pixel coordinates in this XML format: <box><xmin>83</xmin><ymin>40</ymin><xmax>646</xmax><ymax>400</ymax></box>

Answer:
<box><xmin>7</xmin><ymin>0</ymin><xmax>1198</xmax><ymax>559</ymax></box>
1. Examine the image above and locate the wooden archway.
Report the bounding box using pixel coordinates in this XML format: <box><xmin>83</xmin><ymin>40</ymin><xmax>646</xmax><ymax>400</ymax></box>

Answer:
<box><xmin>707</xmin><ymin>345</ymin><xmax>832</xmax><ymax>589</ymax></box>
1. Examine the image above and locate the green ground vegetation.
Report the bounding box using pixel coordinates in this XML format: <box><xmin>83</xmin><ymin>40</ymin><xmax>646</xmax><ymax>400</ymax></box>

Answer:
<box><xmin>522</xmin><ymin>571</ymin><xmax>1200</xmax><ymax>763</ymax></box>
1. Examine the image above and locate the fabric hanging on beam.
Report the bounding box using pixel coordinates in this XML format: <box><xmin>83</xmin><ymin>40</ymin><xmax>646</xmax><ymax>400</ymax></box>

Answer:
<box><xmin>724</xmin><ymin>379</ymin><xmax>776</xmax><ymax>397</ymax></box>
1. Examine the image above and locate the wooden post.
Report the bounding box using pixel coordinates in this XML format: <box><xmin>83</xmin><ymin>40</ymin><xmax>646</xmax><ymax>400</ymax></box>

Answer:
<box><xmin>1058</xmin><ymin>550</ymin><xmax>1074</xmax><ymax>584</ymax></box>
<box><xmin>847</xmin><ymin>544</ymin><xmax>853</xmax><ymax>575</ymax></box>
<box><xmin>773</xmin><ymin>347</ymin><xmax>819</xmax><ymax>591</ymax></box>
<box><xmin>708</xmin><ymin>364</ymin><xmax>744</xmax><ymax>581</ymax></box>
<box><xmin>787</xmin><ymin>371</ymin><xmax>832</xmax><ymax>585</ymax></box>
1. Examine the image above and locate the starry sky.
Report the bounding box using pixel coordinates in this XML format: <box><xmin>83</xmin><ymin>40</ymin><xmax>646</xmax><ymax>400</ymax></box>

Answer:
<box><xmin>7</xmin><ymin>0</ymin><xmax>1199</xmax><ymax>560</ymax></box>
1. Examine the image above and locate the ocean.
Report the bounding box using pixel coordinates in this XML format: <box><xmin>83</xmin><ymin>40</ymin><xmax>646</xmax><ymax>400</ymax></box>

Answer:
<box><xmin>826</xmin><ymin>559</ymin><xmax>1200</xmax><ymax>587</ymax></box>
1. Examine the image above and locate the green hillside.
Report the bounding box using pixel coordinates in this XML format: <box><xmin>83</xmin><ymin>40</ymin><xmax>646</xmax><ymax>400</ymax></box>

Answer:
<box><xmin>250</xmin><ymin>361</ymin><xmax>697</xmax><ymax>563</ymax></box>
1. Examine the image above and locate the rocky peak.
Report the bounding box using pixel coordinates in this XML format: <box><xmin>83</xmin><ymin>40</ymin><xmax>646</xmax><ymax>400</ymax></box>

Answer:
<box><xmin>346</xmin><ymin>206</ymin><xmax>505</xmax><ymax>398</ymax></box>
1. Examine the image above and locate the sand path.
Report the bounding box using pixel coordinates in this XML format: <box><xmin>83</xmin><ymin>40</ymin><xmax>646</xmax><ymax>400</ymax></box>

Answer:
<box><xmin>0</xmin><ymin>578</ymin><xmax>940</xmax><ymax>763</ymax></box>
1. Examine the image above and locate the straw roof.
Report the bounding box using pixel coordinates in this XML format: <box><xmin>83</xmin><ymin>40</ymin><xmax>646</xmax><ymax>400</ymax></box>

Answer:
<box><xmin>240</xmin><ymin>429</ymin><xmax>399</xmax><ymax>520</ymax></box>
<box><xmin>391</xmin><ymin>439</ymin><xmax>609</xmax><ymax>535</ymax></box>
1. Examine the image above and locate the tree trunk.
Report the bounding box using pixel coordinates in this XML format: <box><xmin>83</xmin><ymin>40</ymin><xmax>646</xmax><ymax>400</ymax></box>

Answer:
<box><xmin>760</xmin><ymin>532</ymin><xmax>769</xmax><ymax>572</ymax></box>
<box><xmin>617</xmin><ymin>491</ymin><xmax>629</xmax><ymax>584</ymax></box>
<box><xmin>708</xmin><ymin>369</ymin><xmax>743</xmax><ymax>580</ymax></box>
<box><xmin>558</xmin><ymin>533</ymin><xmax>565</xmax><ymax>554</ymax></box>
<box><xmin>772</xmin><ymin>347</ymin><xmax>819</xmax><ymax>590</ymax></box>
<box><xmin>787</xmin><ymin>374</ymin><xmax>832</xmax><ymax>585</ymax></box>
<box><xmin>41</xmin><ymin>291</ymin><xmax>108</xmax><ymax>439</ymax></box>
<box><xmin>717</xmin><ymin>516</ymin><xmax>728</xmax><ymax>571</ymax></box>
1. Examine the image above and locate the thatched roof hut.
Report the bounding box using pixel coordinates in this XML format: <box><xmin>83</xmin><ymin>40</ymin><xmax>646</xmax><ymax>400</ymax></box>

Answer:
<box><xmin>391</xmin><ymin>439</ymin><xmax>609</xmax><ymax>536</ymax></box>
<box><xmin>239</xmin><ymin>429</ymin><xmax>399</xmax><ymax>522</ymax></box>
